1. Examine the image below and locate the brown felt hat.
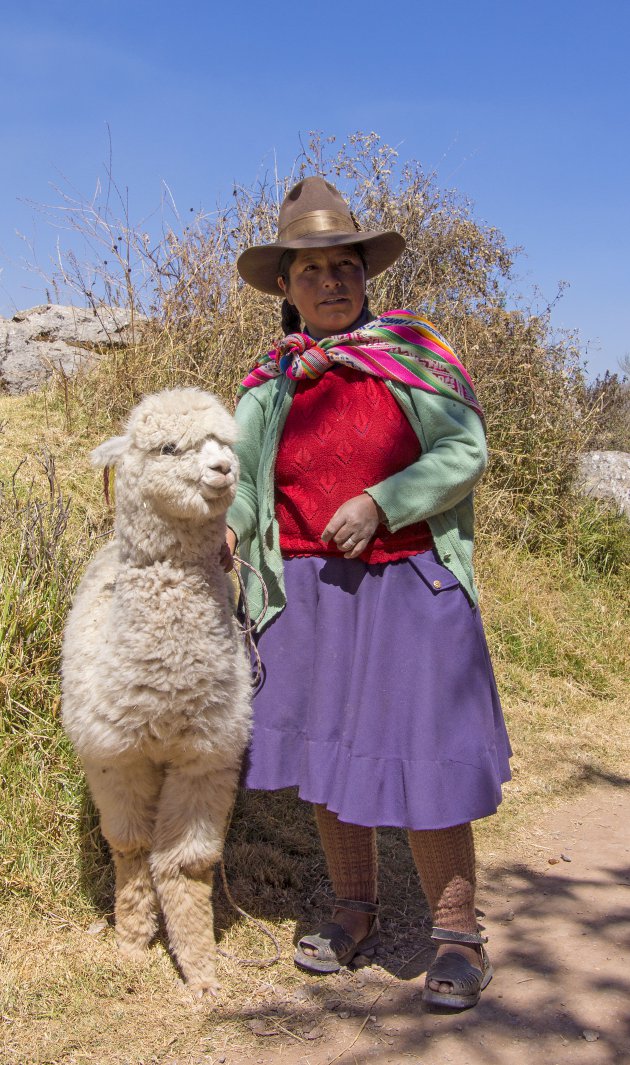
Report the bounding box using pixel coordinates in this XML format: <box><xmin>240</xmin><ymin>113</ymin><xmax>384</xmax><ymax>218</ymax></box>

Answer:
<box><xmin>237</xmin><ymin>176</ymin><xmax>405</xmax><ymax>296</ymax></box>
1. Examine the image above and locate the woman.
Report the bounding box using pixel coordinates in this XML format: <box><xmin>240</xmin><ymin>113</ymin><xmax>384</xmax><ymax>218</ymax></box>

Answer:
<box><xmin>225</xmin><ymin>176</ymin><xmax>511</xmax><ymax>1011</ymax></box>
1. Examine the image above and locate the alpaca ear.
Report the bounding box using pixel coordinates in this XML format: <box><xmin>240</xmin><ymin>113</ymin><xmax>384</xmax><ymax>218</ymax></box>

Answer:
<box><xmin>90</xmin><ymin>436</ymin><xmax>128</xmax><ymax>468</ymax></box>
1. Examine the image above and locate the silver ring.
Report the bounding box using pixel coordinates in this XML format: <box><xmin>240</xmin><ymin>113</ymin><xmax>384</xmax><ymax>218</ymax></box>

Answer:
<box><xmin>346</xmin><ymin>537</ymin><xmax>357</xmax><ymax>547</ymax></box>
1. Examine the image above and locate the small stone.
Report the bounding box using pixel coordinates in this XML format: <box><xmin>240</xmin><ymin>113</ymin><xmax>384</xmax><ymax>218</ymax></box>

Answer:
<box><xmin>548</xmin><ymin>857</ymin><xmax>560</xmax><ymax>865</ymax></box>
<box><xmin>247</xmin><ymin>1019</ymin><xmax>276</xmax><ymax>1037</ymax></box>
<box><xmin>338</xmin><ymin>1010</ymin><xmax>350</xmax><ymax>1019</ymax></box>
<box><xmin>582</xmin><ymin>1029</ymin><xmax>599</xmax><ymax>1042</ymax></box>
<box><xmin>560</xmin><ymin>853</ymin><xmax>572</xmax><ymax>862</ymax></box>
<box><xmin>304</xmin><ymin>1026</ymin><xmax>324</xmax><ymax>1040</ymax></box>
<box><xmin>86</xmin><ymin>920</ymin><xmax>108</xmax><ymax>935</ymax></box>
<box><xmin>505</xmin><ymin>909</ymin><xmax>515</xmax><ymax>921</ymax></box>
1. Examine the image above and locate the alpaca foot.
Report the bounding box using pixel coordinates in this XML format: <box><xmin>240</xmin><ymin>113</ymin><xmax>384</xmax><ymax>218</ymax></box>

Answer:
<box><xmin>186</xmin><ymin>973</ymin><xmax>221</xmax><ymax>998</ymax></box>
<box><xmin>116</xmin><ymin>933</ymin><xmax>151</xmax><ymax>961</ymax></box>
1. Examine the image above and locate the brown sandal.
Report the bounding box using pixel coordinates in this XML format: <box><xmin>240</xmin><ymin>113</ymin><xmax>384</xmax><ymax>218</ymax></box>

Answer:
<box><xmin>294</xmin><ymin>898</ymin><xmax>380</xmax><ymax>974</ymax></box>
<box><xmin>422</xmin><ymin>927</ymin><xmax>493</xmax><ymax>1010</ymax></box>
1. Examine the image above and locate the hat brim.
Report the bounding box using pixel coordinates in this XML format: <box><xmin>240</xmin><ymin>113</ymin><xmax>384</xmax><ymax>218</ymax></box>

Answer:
<box><xmin>236</xmin><ymin>230</ymin><xmax>405</xmax><ymax>296</ymax></box>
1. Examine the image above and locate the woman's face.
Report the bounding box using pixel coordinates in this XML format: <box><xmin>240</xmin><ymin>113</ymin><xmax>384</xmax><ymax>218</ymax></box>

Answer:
<box><xmin>278</xmin><ymin>245</ymin><xmax>366</xmax><ymax>338</ymax></box>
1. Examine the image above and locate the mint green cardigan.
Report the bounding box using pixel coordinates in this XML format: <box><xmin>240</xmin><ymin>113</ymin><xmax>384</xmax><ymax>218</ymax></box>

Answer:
<box><xmin>227</xmin><ymin>375</ymin><xmax>487</xmax><ymax>631</ymax></box>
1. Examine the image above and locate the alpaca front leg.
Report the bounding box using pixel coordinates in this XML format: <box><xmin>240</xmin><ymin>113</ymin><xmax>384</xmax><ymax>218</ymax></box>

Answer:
<box><xmin>150</xmin><ymin>759</ymin><xmax>240</xmax><ymax>994</ymax></box>
<box><xmin>153</xmin><ymin>863</ymin><xmax>218</xmax><ymax>994</ymax></box>
<box><xmin>83</xmin><ymin>757</ymin><xmax>161</xmax><ymax>958</ymax></box>
<box><xmin>111</xmin><ymin>847</ymin><xmax>158</xmax><ymax>959</ymax></box>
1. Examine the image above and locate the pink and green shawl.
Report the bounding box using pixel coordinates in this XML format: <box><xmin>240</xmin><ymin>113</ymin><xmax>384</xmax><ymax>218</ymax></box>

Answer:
<box><xmin>239</xmin><ymin>309</ymin><xmax>484</xmax><ymax>423</ymax></box>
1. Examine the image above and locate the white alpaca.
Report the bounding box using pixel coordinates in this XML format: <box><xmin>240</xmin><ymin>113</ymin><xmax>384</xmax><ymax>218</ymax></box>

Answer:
<box><xmin>62</xmin><ymin>388</ymin><xmax>252</xmax><ymax>994</ymax></box>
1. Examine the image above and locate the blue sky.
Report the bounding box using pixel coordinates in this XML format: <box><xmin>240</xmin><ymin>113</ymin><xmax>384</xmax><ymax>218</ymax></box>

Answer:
<box><xmin>2</xmin><ymin>0</ymin><xmax>628</xmax><ymax>379</ymax></box>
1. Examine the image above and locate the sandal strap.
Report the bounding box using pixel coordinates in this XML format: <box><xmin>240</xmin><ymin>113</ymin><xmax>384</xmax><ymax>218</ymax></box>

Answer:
<box><xmin>431</xmin><ymin>926</ymin><xmax>488</xmax><ymax>945</ymax></box>
<box><xmin>334</xmin><ymin>897</ymin><xmax>379</xmax><ymax>915</ymax></box>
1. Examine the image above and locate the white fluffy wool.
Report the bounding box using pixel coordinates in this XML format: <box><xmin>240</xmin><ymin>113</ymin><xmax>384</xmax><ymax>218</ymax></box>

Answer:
<box><xmin>61</xmin><ymin>388</ymin><xmax>252</xmax><ymax>994</ymax></box>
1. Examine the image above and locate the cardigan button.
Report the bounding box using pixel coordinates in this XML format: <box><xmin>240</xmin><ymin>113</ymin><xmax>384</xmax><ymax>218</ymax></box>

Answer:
<box><xmin>433</xmin><ymin>579</ymin><xmax>442</xmax><ymax>589</ymax></box>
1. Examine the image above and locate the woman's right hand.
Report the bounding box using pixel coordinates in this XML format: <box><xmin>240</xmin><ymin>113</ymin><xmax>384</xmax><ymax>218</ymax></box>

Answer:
<box><xmin>321</xmin><ymin>493</ymin><xmax>382</xmax><ymax>558</ymax></box>
<box><xmin>221</xmin><ymin>527</ymin><xmax>238</xmax><ymax>572</ymax></box>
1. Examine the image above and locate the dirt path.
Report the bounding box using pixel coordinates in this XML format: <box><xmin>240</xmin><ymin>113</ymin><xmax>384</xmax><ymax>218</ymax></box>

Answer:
<box><xmin>242</xmin><ymin>783</ymin><xmax>629</xmax><ymax>1065</ymax></box>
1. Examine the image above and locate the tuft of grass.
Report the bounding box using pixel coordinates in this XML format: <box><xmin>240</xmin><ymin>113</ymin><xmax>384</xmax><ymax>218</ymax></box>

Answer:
<box><xmin>0</xmin><ymin>406</ymin><xmax>111</xmax><ymax>917</ymax></box>
<box><xmin>477</xmin><ymin>543</ymin><xmax>629</xmax><ymax>695</ymax></box>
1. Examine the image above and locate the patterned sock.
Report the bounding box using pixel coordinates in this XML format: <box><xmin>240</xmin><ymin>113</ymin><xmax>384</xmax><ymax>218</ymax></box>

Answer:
<box><xmin>314</xmin><ymin>804</ymin><xmax>378</xmax><ymax>904</ymax></box>
<box><xmin>407</xmin><ymin>822</ymin><xmax>477</xmax><ymax>933</ymax></box>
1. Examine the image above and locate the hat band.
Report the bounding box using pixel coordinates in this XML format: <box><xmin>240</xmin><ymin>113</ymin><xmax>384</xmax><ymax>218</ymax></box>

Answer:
<box><xmin>279</xmin><ymin>209</ymin><xmax>358</xmax><ymax>242</ymax></box>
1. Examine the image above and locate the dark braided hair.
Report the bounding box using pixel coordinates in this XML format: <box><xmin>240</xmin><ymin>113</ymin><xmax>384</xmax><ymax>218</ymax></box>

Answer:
<box><xmin>278</xmin><ymin>245</ymin><xmax>370</xmax><ymax>336</ymax></box>
<box><xmin>281</xmin><ymin>299</ymin><xmax>302</xmax><ymax>335</ymax></box>
<box><xmin>278</xmin><ymin>251</ymin><xmax>301</xmax><ymax>335</ymax></box>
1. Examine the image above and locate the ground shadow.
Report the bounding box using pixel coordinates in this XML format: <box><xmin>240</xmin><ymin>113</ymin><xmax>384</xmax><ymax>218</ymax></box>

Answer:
<box><xmin>208</xmin><ymin>853</ymin><xmax>630</xmax><ymax>1065</ymax></box>
<box><xmin>78</xmin><ymin>779</ymin><xmax>435</xmax><ymax>982</ymax></box>
<box><xmin>570</xmin><ymin>762</ymin><xmax>630</xmax><ymax>789</ymax></box>
<box><xmin>78</xmin><ymin>781</ymin><xmax>114</xmax><ymax>915</ymax></box>
<box><xmin>215</xmin><ymin>786</ymin><xmax>433</xmax><ymax>951</ymax></box>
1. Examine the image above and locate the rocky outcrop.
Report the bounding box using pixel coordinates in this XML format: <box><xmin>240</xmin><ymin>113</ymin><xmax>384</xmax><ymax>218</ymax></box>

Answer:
<box><xmin>0</xmin><ymin>304</ymin><xmax>142</xmax><ymax>395</ymax></box>
<box><xmin>577</xmin><ymin>450</ymin><xmax>630</xmax><ymax>518</ymax></box>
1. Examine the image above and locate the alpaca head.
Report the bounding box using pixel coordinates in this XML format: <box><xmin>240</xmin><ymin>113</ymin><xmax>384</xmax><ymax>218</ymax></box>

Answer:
<box><xmin>91</xmin><ymin>388</ymin><xmax>239</xmax><ymax>523</ymax></box>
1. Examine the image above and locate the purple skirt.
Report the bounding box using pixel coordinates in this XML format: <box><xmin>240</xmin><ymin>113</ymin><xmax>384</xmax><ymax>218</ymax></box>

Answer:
<box><xmin>242</xmin><ymin>551</ymin><xmax>511</xmax><ymax>830</ymax></box>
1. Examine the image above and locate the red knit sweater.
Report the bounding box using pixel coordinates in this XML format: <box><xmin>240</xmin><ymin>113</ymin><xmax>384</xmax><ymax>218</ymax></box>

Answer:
<box><xmin>275</xmin><ymin>365</ymin><xmax>433</xmax><ymax>562</ymax></box>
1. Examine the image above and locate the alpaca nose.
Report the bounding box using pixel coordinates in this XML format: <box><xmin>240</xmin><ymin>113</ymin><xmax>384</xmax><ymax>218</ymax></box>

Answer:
<box><xmin>209</xmin><ymin>457</ymin><xmax>232</xmax><ymax>475</ymax></box>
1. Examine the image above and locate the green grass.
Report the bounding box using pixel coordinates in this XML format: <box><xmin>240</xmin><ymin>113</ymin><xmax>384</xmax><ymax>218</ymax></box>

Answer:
<box><xmin>478</xmin><ymin>544</ymin><xmax>628</xmax><ymax>692</ymax></box>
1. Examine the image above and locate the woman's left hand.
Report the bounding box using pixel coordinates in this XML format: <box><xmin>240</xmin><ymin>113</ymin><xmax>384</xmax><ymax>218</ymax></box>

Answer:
<box><xmin>321</xmin><ymin>494</ymin><xmax>383</xmax><ymax>558</ymax></box>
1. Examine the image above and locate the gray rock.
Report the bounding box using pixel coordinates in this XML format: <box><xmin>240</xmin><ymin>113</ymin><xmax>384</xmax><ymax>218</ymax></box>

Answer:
<box><xmin>0</xmin><ymin>303</ymin><xmax>143</xmax><ymax>395</ymax></box>
<box><xmin>582</xmin><ymin>1029</ymin><xmax>599</xmax><ymax>1042</ymax></box>
<box><xmin>577</xmin><ymin>450</ymin><xmax>630</xmax><ymax>518</ymax></box>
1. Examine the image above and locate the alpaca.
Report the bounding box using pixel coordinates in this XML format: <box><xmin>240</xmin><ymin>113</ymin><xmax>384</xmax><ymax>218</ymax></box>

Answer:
<box><xmin>62</xmin><ymin>388</ymin><xmax>252</xmax><ymax>994</ymax></box>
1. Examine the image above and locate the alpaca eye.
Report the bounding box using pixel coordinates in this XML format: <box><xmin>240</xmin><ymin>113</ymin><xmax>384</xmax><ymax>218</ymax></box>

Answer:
<box><xmin>160</xmin><ymin>443</ymin><xmax>178</xmax><ymax>456</ymax></box>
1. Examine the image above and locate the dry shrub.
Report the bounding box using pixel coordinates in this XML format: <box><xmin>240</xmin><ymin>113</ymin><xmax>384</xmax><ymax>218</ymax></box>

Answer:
<box><xmin>45</xmin><ymin>131</ymin><xmax>625</xmax><ymax>572</ymax></box>
<box><xmin>580</xmin><ymin>364</ymin><xmax>630</xmax><ymax>453</ymax></box>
